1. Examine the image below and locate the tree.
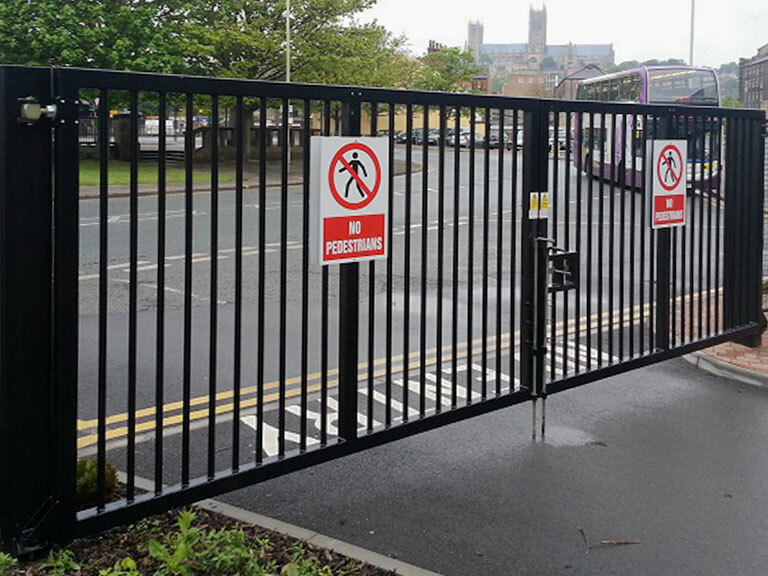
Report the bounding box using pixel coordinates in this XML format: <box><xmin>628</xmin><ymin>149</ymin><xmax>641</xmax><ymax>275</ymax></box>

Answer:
<box><xmin>0</xmin><ymin>0</ymin><xmax>188</xmax><ymax>72</ymax></box>
<box><xmin>413</xmin><ymin>46</ymin><xmax>484</xmax><ymax>93</ymax></box>
<box><xmin>539</xmin><ymin>56</ymin><xmax>559</xmax><ymax>71</ymax></box>
<box><xmin>490</xmin><ymin>75</ymin><xmax>507</xmax><ymax>94</ymax></box>
<box><xmin>0</xmin><ymin>0</ymin><xmax>414</xmax><ymax>89</ymax></box>
<box><xmin>606</xmin><ymin>58</ymin><xmax>686</xmax><ymax>73</ymax></box>
<box><xmin>721</xmin><ymin>95</ymin><xmax>742</xmax><ymax>108</ymax></box>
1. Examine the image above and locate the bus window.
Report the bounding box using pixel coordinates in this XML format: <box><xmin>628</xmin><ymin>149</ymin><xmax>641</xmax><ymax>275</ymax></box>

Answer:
<box><xmin>599</xmin><ymin>81</ymin><xmax>610</xmax><ymax>101</ymax></box>
<box><xmin>609</xmin><ymin>80</ymin><xmax>620</xmax><ymax>101</ymax></box>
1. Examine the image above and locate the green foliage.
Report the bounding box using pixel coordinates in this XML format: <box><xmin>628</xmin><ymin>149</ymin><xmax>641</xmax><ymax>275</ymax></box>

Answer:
<box><xmin>490</xmin><ymin>75</ymin><xmax>507</xmax><ymax>94</ymax></box>
<box><xmin>0</xmin><ymin>553</ymin><xmax>17</xmax><ymax>576</ymax></box>
<box><xmin>149</xmin><ymin>510</ymin><xmax>272</xmax><ymax>576</ymax></box>
<box><xmin>76</xmin><ymin>458</ymin><xmax>118</xmax><ymax>509</ymax></box>
<box><xmin>539</xmin><ymin>56</ymin><xmax>559</xmax><ymax>71</ymax></box>
<box><xmin>607</xmin><ymin>58</ymin><xmax>686</xmax><ymax>73</ymax></box>
<box><xmin>413</xmin><ymin>46</ymin><xmax>483</xmax><ymax>93</ymax></box>
<box><xmin>721</xmin><ymin>95</ymin><xmax>743</xmax><ymax>108</ymax></box>
<box><xmin>42</xmin><ymin>549</ymin><xmax>80</xmax><ymax>576</ymax></box>
<box><xmin>99</xmin><ymin>558</ymin><xmax>141</xmax><ymax>576</ymax></box>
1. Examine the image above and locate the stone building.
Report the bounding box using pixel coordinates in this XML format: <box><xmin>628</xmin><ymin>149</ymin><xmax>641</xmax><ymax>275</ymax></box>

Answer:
<box><xmin>739</xmin><ymin>43</ymin><xmax>768</xmax><ymax>110</ymax></box>
<box><xmin>467</xmin><ymin>6</ymin><xmax>615</xmax><ymax>78</ymax></box>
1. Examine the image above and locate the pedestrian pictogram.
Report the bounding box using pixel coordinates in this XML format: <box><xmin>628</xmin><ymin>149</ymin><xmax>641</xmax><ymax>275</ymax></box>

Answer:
<box><xmin>648</xmin><ymin>140</ymin><xmax>687</xmax><ymax>229</ymax></box>
<box><xmin>311</xmin><ymin>137</ymin><xmax>389</xmax><ymax>265</ymax></box>
<box><xmin>657</xmin><ymin>144</ymin><xmax>683</xmax><ymax>191</ymax></box>
<box><xmin>328</xmin><ymin>142</ymin><xmax>382</xmax><ymax>210</ymax></box>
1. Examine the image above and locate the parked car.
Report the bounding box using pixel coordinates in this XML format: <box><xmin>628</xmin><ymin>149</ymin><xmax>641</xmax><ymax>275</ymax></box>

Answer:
<box><xmin>487</xmin><ymin>129</ymin><xmax>512</xmax><ymax>150</ymax></box>
<box><xmin>395</xmin><ymin>130</ymin><xmax>409</xmax><ymax>144</ymax></box>
<box><xmin>447</xmin><ymin>128</ymin><xmax>470</xmax><ymax>147</ymax></box>
<box><xmin>376</xmin><ymin>129</ymin><xmax>390</xmax><ymax>138</ymax></box>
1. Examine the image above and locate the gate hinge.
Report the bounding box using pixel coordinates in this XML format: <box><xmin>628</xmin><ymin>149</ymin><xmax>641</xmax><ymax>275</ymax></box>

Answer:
<box><xmin>51</xmin><ymin>96</ymin><xmax>80</xmax><ymax>126</ymax></box>
<box><xmin>17</xmin><ymin>96</ymin><xmax>57</xmax><ymax>125</ymax></box>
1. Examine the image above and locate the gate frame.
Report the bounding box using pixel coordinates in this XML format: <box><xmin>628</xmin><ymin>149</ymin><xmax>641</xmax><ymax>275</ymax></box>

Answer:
<box><xmin>0</xmin><ymin>66</ymin><xmax>764</xmax><ymax>552</ymax></box>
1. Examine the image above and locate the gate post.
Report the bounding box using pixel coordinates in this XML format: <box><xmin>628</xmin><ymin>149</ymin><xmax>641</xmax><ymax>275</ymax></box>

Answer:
<box><xmin>724</xmin><ymin>116</ymin><xmax>766</xmax><ymax>347</ymax></box>
<box><xmin>520</xmin><ymin>103</ymin><xmax>549</xmax><ymax>407</ymax></box>
<box><xmin>337</xmin><ymin>93</ymin><xmax>362</xmax><ymax>442</ymax></box>
<box><xmin>0</xmin><ymin>66</ymin><xmax>59</xmax><ymax>552</ymax></box>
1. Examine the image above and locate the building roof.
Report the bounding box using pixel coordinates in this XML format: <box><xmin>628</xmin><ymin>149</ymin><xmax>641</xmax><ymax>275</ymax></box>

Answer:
<box><xmin>478</xmin><ymin>44</ymin><xmax>528</xmax><ymax>55</ymax></box>
<box><xmin>547</xmin><ymin>44</ymin><xmax>613</xmax><ymax>57</ymax></box>
<box><xmin>479</xmin><ymin>43</ymin><xmax>613</xmax><ymax>57</ymax></box>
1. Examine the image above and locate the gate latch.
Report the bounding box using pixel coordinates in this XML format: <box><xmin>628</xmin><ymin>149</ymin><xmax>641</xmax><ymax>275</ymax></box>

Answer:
<box><xmin>18</xmin><ymin>96</ymin><xmax>57</xmax><ymax>125</ymax></box>
<box><xmin>548</xmin><ymin>248</ymin><xmax>579</xmax><ymax>293</ymax></box>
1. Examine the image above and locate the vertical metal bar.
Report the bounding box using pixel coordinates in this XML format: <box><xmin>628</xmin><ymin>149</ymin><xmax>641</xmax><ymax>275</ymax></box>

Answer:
<box><xmin>706</xmin><ymin>116</ymin><xmax>713</xmax><ymax>337</ymax></box>
<box><xmin>681</xmin><ymin>116</ymin><xmax>690</xmax><ymax>344</ymax></box>
<box><xmin>181</xmin><ymin>93</ymin><xmax>194</xmax><ymax>486</ymax></box>
<box><xmin>608</xmin><ymin>113</ymin><xmax>616</xmax><ymax>361</ymax></box>
<box><xmin>437</xmin><ymin>105</ymin><xmax>446</xmax><ymax>409</ymax></box>
<box><xmin>550</xmin><ymin>110</ymin><xmax>559</xmax><ymax>382</ymax></box>
<box><xmin>126</xmin><ymin>91</ymin><xmax>139</xmax><ymax>500</ymax></box>
<box><xmin>207</xmin><ymin>95</ymin><xmax>219</xmax><ymax>479</ymax></box>
<box><xmin>562</xmin><ymin>111</ymin><xmax>571</xmax><ymax>377</ymax></box>
<box><xmin>618</xmin><ymin>113</ymin><xmax>626</xmax><ymax>361</ymax></box>
<box><xmin>629</xmin><ymin>113</ymin><xmax>637</xmax><ymax>358</ymax></box>
<box><xmin>232</xmin><ymin>97</ymin><xmax>244</xmax><ymax>469</ymax></box>
<box><xmin>403</xmin><ymin>104</ymin><xmax>413</xmax><ymax>420</ymax></box>
<box><xmin>420</xmin><ymin>106</ymin><xmax>429</xmax><ymax>415</ymax></box>
<box><xmin>639</xmin><ymin>114</ymin><xmax>647</xmax><ymax>354</ymax></box>
<box><xmin>521</xmin><ymin>104</ymin><xmax>548</xmax><ymax>399</ymax></box>
<box><xmin>509</xmin><ymin>109</ymin><xmax>519</xmax><ymax>386</ymax></box>
<box><xmin>97</xmin><ymin>89</ymin><xmax>109</xmax><ymax>507</ymax></box>
<box><xmin>367</xmin><ymin>103</ymin><xmax>377</xmax><ymax>431</ymax></box>
<box><xmin>302</xmin><ymin>100</ymin><xmax>312</xmax><ymax>444</ymax></box>
<box><xmin>256</xmin><ymin>99</ymin><xmax>267</xmax><ymax>461</ymax></box>
<box><xmin>597</xmin><ymin>112</ymin><xmax>605</xmax><ymax>365</ymax></box>
<box><xmin>385</xmin><ymin>103</ymin><xmax>394</xmax><ymax>425</ymax></box>
<box><xmin>495</xmin><ymin>109</ymin><xmax>504</xmax><ymax>395</ymax></box>
<box><xmin>51</xmin><ymin>69</ymin><xmax>78</xmax><ymax>541</ymax></box>
<box><xmin>586</xmin><ymin>112</ymin><xmax>594</xmax><ymax>369</ymax></box>
<box><xmin>320</xmin><ymin>102</ymin><xmax>331</xmax><ymax>443</ymax></box>
<box><xmin>695</xmin><ymin>116</ymin><xmax>703</xmax><ymax>340</ymax></box>
<box><xmin>338</xmin><ymin>97</ymin><xmax>362</xmax><ymax>441</ymax></box>
<box><xmin>467</xmin><ymin>106</ymin><xmax>476</xmax><ymax>402</ymax></box>
<box><xmin>575</xmin><ymin>112</ymin><xmax>583</xmax><ymax>372</ymax></box>
<box><xmin>481</xmin><ymin>107</ymin><xmax>490</xmax><ymax>399</ymax></box>
<box><xmin>715</xmin><ymin>117</ymin><xmax>722</xmax><ymax>333</ymax></box>
<box><xmin>452</xmin><ymin>106</ymin><xmax>461</xmax><ymax>407</ymax></box>
<box><xmin>154</xmin><ymin>93</ymin><xmax>166</xmax><ymax>494</ymax></box>
<box><xmin>648</xmin><ymin>116</ymin><xmax>656</xmax><ymax>352</ymax></box>
<box><xmin>278</xmin><ymin>100</ymin><xmax>288</xmax><ymax>455</ymax></box>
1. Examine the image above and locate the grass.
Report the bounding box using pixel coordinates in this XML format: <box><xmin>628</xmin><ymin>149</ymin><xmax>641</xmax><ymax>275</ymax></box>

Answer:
<box><xmin>79</xmin><ymin>159</ymin><xmax>236</xmax><ymax>187</ymax></box>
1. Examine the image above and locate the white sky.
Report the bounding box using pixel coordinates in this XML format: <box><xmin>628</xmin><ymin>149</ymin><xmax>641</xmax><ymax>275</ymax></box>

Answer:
<box><xmin>360</xmin><ymin>0</ymin><xmax>767</xmax><ymax>67</ymax></box>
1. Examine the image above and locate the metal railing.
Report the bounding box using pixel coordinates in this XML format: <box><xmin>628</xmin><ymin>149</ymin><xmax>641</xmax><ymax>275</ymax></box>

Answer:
<box><xmin>0</xmin><ymin>65</ymin><xmax>764</xmax><ymax>552</ymax></box>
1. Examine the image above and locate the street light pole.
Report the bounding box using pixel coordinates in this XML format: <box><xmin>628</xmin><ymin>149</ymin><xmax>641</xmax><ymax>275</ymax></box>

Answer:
<box><xmin>689</xmin><ymin>0</ymin><xmax>695</xmax><ymax>66</ymax></box>
<box><xmin>286</xmin><ymin>0</ymin><xmax>292</xmax><ymax>166</ymax></box>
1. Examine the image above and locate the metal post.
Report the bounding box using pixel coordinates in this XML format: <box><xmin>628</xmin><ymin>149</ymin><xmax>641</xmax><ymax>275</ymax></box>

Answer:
<box><xmin>654</xmin><ymin>116</ymin><xmax>672</xmax><ymax>351</ymax></box>
<box><xmin>521</xmin><ymin>103</ymin><xmax>549</xmax><ymax>438</ymax></box>
<box><xmin>337</xmin><ymin>95</ymin><xmax>362</xmax><ymax>442</ymax></box>
<box><xmin>689</xmin><ymin>0</ymin><xmax>696</xmax><ymax>66</ymax></box>
<box><xmin>0</xmin><ymin>66</ymin><xmax>62</xmax><ymax>552</ymax></box>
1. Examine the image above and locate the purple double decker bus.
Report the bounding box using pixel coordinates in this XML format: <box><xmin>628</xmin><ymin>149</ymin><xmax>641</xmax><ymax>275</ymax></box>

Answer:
<box><xmin>574</xmin><ymin>66</ymin><xmax>722</xmax><ymax>190</ymax></box>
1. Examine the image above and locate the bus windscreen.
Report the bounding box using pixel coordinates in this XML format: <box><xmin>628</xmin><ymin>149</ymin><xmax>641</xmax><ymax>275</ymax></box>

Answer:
<box><xmin>648</xmin><ymin>69</ymin><xmax>719</xmax><ymax>105</ymax></box>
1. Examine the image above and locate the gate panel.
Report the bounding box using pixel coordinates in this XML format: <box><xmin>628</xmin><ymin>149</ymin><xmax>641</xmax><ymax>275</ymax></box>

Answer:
<box><xmin>543</xmin><ymin>102</ymin><xmax>765</xmax><ymax>395</ymax></box>
<box><xmin>0</xmin><ymin>65</ymin><xmax>763</xmax><ymax>549</ymax></box>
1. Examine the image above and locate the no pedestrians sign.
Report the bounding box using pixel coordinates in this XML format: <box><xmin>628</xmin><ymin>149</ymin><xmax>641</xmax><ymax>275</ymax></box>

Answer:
<box><xmin>311</xmin><ymin>137</ymin><xmax>389</xmax><ymax>265</ymax></box>
<box><xmin>648</xmin><ymin>139</ymin><xmax>687</xmax><ymax>229</ymax></box>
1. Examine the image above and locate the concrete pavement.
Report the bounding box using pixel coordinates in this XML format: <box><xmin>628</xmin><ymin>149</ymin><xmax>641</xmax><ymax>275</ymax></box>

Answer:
<box><xmin>215</xmin><ymin>357</ymin><xmax>768</xmax><ymax>576</ymax></box>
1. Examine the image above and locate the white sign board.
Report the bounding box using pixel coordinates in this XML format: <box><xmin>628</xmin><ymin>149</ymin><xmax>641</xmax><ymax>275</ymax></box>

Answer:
<box><xmin>647</xmin><ymin>139</ymin><xmax>687</xmax><ymax>229</ymax></box>
<box><xmin>311</xmin><ymin>137</ymin><xmax>389</xmax><ymax>265</ymax></box>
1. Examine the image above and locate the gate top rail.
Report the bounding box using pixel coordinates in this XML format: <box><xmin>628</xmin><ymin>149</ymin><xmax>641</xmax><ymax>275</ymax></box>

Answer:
<box><xmin>43</xmin><ymin>65</ymin><xmax>766</xmax><ymax>119</ymax></box>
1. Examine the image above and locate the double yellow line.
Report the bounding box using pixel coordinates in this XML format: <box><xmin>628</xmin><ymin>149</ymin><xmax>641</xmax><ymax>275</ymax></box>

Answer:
<box><xmin>79</xmin><ymin>294</ymin><xmax>696</xmax><ymax>451</ymax></box>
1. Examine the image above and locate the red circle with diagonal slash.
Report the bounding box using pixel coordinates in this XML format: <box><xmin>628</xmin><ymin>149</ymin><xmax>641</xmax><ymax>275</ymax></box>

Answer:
<box><xmin>656</xmin><ymin>144</ymin><xmax>684</xmax><ymax>192</ymax></box>
<box><xmin>328</xmin><ymin>142</ymin><xmax>381</xmax><ymax>210</ymax></box>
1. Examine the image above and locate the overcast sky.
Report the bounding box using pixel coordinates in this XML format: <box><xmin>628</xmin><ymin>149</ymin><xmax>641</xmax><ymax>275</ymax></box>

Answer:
<box><xmin>360</xmin><ymin>0</ymin><xmax>766</xmax><ymax>67</ymax></box>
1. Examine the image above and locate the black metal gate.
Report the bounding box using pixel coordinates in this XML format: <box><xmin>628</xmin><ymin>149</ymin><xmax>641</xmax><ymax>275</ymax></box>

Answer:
<box><xmin>0</xmin><ymin>66</ymin><xmax>764</xmax><ymax>552</ymax></box>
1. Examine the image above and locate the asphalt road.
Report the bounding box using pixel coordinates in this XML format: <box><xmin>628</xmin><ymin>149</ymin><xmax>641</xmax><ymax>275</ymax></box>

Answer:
<box><xmin>75</xmin><ymin>143</ymin><xmax>725</xmax><ymax>458</ymax></box>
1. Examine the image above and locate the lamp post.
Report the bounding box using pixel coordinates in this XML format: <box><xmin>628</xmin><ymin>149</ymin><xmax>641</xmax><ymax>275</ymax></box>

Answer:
<box><xmin>689</xmin><ymin>0</ymin><xmax>695</xmax><ymax>66</ymax></box>
<box><xmin>286</xmin><ymin>0</ymin><xmax>292</xmax><ymax>166</ymax></box>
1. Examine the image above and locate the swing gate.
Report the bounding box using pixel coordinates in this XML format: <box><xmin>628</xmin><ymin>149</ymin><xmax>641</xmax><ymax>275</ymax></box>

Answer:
<box><xmin>0</xmin><ymin>65</ymin><xmax>764</xmax><ymax>552</ymax></box>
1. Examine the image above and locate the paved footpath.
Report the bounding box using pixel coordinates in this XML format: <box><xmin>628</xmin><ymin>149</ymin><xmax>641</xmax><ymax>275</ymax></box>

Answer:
<box><xmin>219</xmin><ymin>357</ymin><xmax>768</xmax><ymax>576</ymax></box>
